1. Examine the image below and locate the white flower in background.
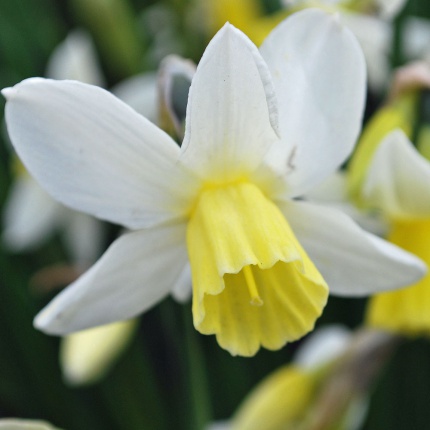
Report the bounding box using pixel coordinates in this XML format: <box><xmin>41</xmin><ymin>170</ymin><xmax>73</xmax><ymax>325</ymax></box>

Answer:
<box><xmin>363</xmin><ymin>130</ymin><xmax>430</xmax><ymax>334</ymax></box>
<box><xmin>110</xmin><ymin>72</ymin><xmax>158</xmax><ymax>123</ymax></box>
<box><xmin>373</xmin><ymin>0</ymin><xmax>407</xmax><ymax>20</ymax></box>
<box><xmin>0</xmin><ymin>419</ymin><xmax>60</xmax><ymax>430</ymax></box>
<box><xmin>282</xmin><ymin>0</ymin><xmax>407</xmax><ymax>92</ymax></box>
<box><xmin>46</xmin><ymin>29</ymin><xmax>106</xmax><ymax>86</ymax></box>
<box><xmin>3</xmin><ymin>30</ymin><xmax>158</xmax><ymax>268</ymax></box>
<box><xmin>2</xmin><ymin>30</ymin><xmax>156</xmax><ymax>385</ymax></box>
<box><xmin>3</xmin><ymin>10</ymin><xmax>425</xmax><ymax>357</ymax></box>
<box><xmin>402</xmin><ymin>16</ymin><xmax>430</xmax><ymax>62</ymax></box>
<box><xmin>2</xmin><ymin>30</ymin><xmax>105</xmax><ymax>268</ymax></box>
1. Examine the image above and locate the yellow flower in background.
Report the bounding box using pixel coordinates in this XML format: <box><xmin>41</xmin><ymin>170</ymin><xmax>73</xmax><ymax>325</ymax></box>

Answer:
<box><xmin>348</xmin><ymin>60</ymin><xmax>430</xmax><ymax>204</ymax></box>
<box><xmin>232</xmin><ymin>366</ymin><xmax>315</xmax><ymax>430</ymax></box>
<box><xmin>201</xmin><ymin>0</ymin><xmax>288</xmax><ymax>46</ymax></box>
<box><xmin>347</xmin><ymin>95</ymin><xmax>415</xmax><ymax>205</ymax></box>
<box><xmin>208</xmin><ymin>326</ymin><xmax>361</xmax><ymax>430</ymax></box>
<box><xmin>3</xmin><ymin>10</ymin><xmax>424</xmax><ymax>357</ymax></box>
<box><xmin>60</xmin><ymin>319</ymin><xmax>137</xmax><ymax>385</ymax></box>
<box><xmin>364</xmin><ymin>130</ymin><xmax>430</xmax><ymax>335</ymax></box>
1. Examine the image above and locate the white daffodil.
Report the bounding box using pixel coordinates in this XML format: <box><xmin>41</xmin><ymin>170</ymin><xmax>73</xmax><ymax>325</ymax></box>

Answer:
<box><xmin>363</xmin><ymin>130</ymin><xmax>430</xmax><ymax>334</ymax></box>
<box><xmin>3</xmin><ymin>9</ymin><xmax>426</xmax><ymax>357</ymax></box>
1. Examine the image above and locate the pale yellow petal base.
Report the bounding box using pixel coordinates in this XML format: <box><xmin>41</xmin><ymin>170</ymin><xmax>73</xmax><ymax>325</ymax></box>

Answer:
<box><xmin>367</xmin><ymin>219</ymin><xmax>430</xmax><ymax>335</ymax></box>
<box><xmin>348</xmin><ymin>102</ymin><xmax>413</xmax><ymax>205</ymax></box>
<box><xmin>232</xmin><ymin>365</ymin><xmax>315</xmax><ymax>430</ymax></box>
<box><xmin>60</xmin><ymin>319</ymin><xmax>137</xmax><ymax>385</ymax></box>
<box><xmin>187</xmin><ymin>181</ymin><xmax>328</xmax><ymax>356</ymax></box>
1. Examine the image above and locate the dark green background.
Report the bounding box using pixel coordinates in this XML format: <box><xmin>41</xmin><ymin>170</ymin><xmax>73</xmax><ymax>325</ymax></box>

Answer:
<box><xmin>0</xmin><ymin>0</ymin><xmax>429</xmax><ymax>428</ymax></box>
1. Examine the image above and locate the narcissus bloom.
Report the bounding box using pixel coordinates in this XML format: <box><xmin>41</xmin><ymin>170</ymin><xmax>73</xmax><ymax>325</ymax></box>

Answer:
<box><xmin>3</xmin><ymin>10</ymin><xmax>425</xmax><ymax>356</ymax></box>
<box><xmin>209</xmin><ymin>326</ymin><xmax>371</xmax><ymax>430</ymax></box>
<box><xmin>364</xmin><ymin>130</ymin><xmax>430</xmax><ymax>335</ymax></box>
<box><xmin>229</xmin><ymin>326</ymin><xmax>353</xmax><ymax>430</ymax></box>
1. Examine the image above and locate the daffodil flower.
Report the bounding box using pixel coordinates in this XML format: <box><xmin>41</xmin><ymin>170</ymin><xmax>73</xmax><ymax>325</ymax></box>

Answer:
<box><xmin>3</xmin><ymin>10</ymin><xmax>425</xmax><ymax>356</ymax></box>
<box><xmin>364</xmin><ymin>130</ymin><xmax>430</xmax><ymax>335</ymax></box>
<box><xmin>208</xmin><ymin>326</ymin><xmax>365</xmax><ymax>430</ymax></box>
<box><xmin>230</xmin><ymin>326</ymin><xmax>353</xmax><ymax>430</ymax></box>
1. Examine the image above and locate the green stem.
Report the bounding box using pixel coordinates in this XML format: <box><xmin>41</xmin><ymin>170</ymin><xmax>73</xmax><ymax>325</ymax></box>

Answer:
<box><xmin>182</xmin><ymin>305</ymin><xmax>212</xmax><ymax>430</ymax></box>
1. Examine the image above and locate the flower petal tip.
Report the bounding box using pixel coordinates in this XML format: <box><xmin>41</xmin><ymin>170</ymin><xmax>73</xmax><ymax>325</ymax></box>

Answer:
<box><xmin>415</xmin><ymin>257</ymin><xmax>428</xmax><ymax>279</ymax></box>
<box><xmin>218</xmin><ymin>22</ymin><xmax>238</xmax><ymax>38</ymax></box>
<box><xmin>1</xmin><ymin>87</ymin><xmax>15</xmax><ymax>100</ymax></box>
<box><xmin>33</xmin><ymin>309</ymin><xmax>59</xmax><ymax>335</ymax></box>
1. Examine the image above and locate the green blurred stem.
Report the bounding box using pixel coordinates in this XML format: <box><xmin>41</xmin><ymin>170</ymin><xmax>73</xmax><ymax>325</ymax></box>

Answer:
<box><xmin>70</xmin><ymin>0</ymin><xmax>144</xmax><ymax>80</ymax></box>
<box><xmin>183</xmin><ymin>306</ymin><xmax>212</xmax><ymax>430</ymax></box>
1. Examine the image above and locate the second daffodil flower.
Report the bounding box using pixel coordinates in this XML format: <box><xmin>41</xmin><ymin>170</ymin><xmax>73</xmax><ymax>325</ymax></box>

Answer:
<box><xmin>363</xmin><ymin>130</ymin><xmax>430</xmax><ymax>334</ymax></box>
<box><xmin>2</xmin><ymin>9</ymin><xmax>426</xmax><ymax>356</ymax></box>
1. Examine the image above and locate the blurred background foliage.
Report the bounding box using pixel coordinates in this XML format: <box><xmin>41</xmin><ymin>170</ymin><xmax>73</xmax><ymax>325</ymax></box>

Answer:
<box><xmin>1</xmin><ymin>0</ymin><xmax>430</xmax><ymax>429</ymax></box>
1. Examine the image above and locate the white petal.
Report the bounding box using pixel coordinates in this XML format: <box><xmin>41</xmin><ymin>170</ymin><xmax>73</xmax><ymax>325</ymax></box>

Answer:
<box><xmin>111</xmin><ymin>72</ymin><xmax>158</xmax><ymax>123</ymax></box>
<box><xmin>281</xmin><ymin>200</ymin><xmax>426</xmax><ymax>296</ymax></box>
<box><xmin>341</xmin><ymin>12</ymin><xmax>391</xmax><ymax>91</ymax></box>
<box><xmin>3</xmin><ymin>78</ymin><xmax>199</xmax><ymax>229</ymax></box>
<box><xmin>260</xmin><ymin>9</ymin><xmax>366</xmax><ymax>197</ymax></box>
<box><xmin>170</xmin><ymin>262</ymin><xmax>192</xmax><ymax>303</ymax></box>
<box><xmin>375</xmin><ymin>0</ymin><xmax>407</xmax><ymax>20</ymax></box>
<box><xmin>306</xmin><ymin>171</ymin><xmax>388</xmax><ymax>236</ymax></box>
<box><xmin>60</xmin><ymin>319</ymin><xmax>137</xmax><ymax>385</ymax></box>
<box><xmin>293</xmin><ymin>325</ymin><xmax>351</xmax><ymax>370</ymax></box>
<box><xmin>46</xmin><ymin>30</ymin><xmax>105</xmax><ymax>86</ymax></box>
<box><xmin>2</xmin><ymin>175</ymin><xmax>64</xmax><ymax>250</ymax></box>
<box><xmin>402</xmin><ymin>17</ymin><xmax>430</xmax><ymax>61</ymax></box>
<box><xmin>180</xmin><ymin>23</ymin><xmax>279</xmax><ymax>182</ymax></box>
<box><xmin>205</xmin><ymin>422</ymin><xmax>231</xmax><ymax>430</ymax></box>
<box><xmin>34</xmin><ymin>222</ymin><xmax>188</xmax><ymax>334</ymax></box>
<box><xmin>363</xmin><ymin>129</ymin><xmax>430</xmax><ymax>219</ymax></box>
<box><xmin>305</xmin><ymin>170</ymin><xmax>349</xmax><ymax>203</ymax></box>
